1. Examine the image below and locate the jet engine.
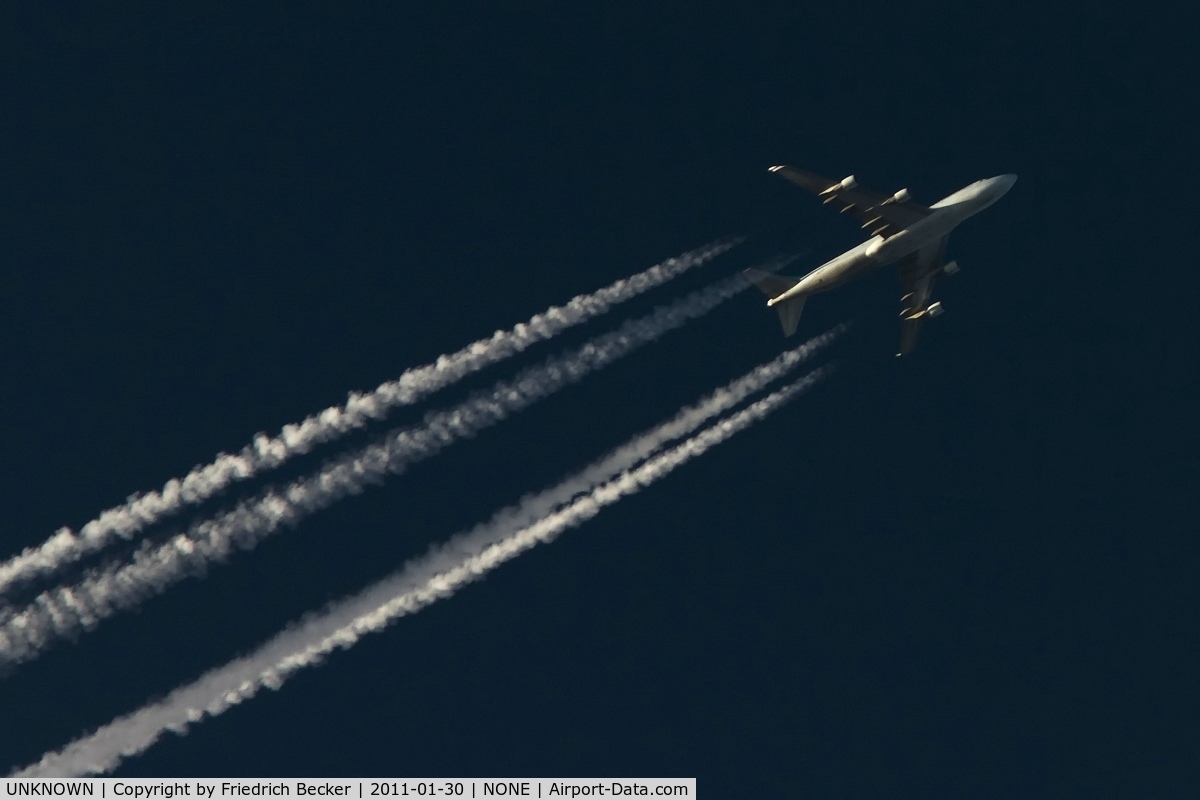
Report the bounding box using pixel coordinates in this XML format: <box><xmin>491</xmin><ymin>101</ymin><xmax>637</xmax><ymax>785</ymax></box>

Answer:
<box><xmin>926</xmin><ymin>301</ymin><xmax>945</xmax><ymax>317</ymax></box>
<box><xmin>821</xmin><ymin>175</ymin><xmax>857</xmax><ymax>195</ymax></box>
<box><xmin>885</xmin><ymin>188</ymin><xmax>911</xmax><ymax>204</ymax></box>
<box><xmin>942</xmin><ymin>260</ymin><xmax>960</xmax><ymax>275</ymax></box>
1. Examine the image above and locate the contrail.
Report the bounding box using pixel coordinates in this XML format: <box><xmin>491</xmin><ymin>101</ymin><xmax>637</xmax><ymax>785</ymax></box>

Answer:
<box><xmin>0</xmin><ymin>238</ymin><xmax>740</xmax><ymax>598</ymax></box>
<box><xmin>10</xmin><ymin>352</ymin><xmax>833</xmax><ymax>777</ymax></box>
<box><xmin>0</xmin><ymin>272</ymin><xmax>767</xmax><ymax>667</ymax></box>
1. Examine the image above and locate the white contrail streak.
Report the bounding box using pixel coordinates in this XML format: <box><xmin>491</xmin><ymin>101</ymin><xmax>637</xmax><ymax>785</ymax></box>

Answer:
<box><xmin>0</xmin><ymin>273</ymin><xmax>764</xmax><ymax>666</ymax></box>
<box><xmin>0</xmin><ymin>239</ymin><xmax>740</xmax><ymax>598</ymax></box>
<box><xmin>10</xmin><ymin>350</ymin><xmax>832</xmax><ymax>777</ymax></box>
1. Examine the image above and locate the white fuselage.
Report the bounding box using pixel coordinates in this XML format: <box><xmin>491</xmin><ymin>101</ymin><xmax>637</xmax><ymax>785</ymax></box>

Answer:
<box><xmin>768</xmin><ymin>174</ymin><xmax>1016</xmax><ymax>305</ymax></box>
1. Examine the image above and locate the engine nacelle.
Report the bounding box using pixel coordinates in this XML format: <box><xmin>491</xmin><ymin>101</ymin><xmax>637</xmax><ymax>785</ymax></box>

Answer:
<box><xmin>819</xmin><ymin>174</ymin><xmax>858</xmax><ymax>196</ymax></box>
<box><xmin>889</xmin><ymin>188</ymin><xmax>911</xmax><ymax>204</ymax></box>
<box><xmin>926</xmin><ymin>301</ymin><xmax>945</xmax><ymax>317</ymax></box>
<box><xmin>942</xmin><ymin>260</ymin><xmax>960</xmax><ymax>275</ymax></box>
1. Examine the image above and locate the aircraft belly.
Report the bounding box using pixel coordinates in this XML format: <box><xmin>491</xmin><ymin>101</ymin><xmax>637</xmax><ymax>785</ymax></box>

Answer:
<box><xmin>873</xmin><ymin>225</ymin><xmax>943</xmax><ymax>264</ymax></box>
<box><xmin>818</xmin><ymin>259</ymin><xmax>875</xmax><ymax>291</ymax></box>
<box><xmin>795</xmin><ymin>246</ymin><xmax>875</xmax><ymax>293</ymax></box>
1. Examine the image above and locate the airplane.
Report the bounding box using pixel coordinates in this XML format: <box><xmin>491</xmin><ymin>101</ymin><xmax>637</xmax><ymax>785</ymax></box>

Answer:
<box><xmin>745</xmin><ymin>166</ymin><xmax>1016</xmax><ymax>355</ymax></box>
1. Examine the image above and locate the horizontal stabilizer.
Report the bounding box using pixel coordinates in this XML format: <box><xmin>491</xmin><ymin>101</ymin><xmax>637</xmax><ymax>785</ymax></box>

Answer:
<box><xmin>742</xmin><ymin>267</ymin><xmax>800</xmax><ymax>300</ymax></box>
<box><xmin>742</xmin><ymin>268</ymin><xmax>806</xmax><ymax>336</ymax></box>
<box><xmin>772</xmin><ymin>294</ymin><xmax>806</xmax><ymax>336</ymax></box>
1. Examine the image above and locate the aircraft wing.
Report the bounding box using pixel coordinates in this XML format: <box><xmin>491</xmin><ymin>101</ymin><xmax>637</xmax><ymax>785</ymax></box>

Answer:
<box><xmin>896</xmin><ymin>236</ymin><xmax>948</xmax><ymax>356</ymax></box>
<box><xmin>769</xmin><ymin>165</ymin><xmax>933</xmax><ymax>238</ymax></box>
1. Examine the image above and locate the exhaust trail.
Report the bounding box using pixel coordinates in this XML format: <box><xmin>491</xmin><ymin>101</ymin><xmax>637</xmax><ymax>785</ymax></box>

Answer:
<box><xmin>0</xmin><ymin>238</ymin><xmax>740</xmax><ymax>598</ymax></box>
<box><xmin>10</xmin><ymin>352</ymin><xmax>833</xmax><ymax>778</ymax></box>
<box><xmin>0</xmin><ymin>271</ymin><xmax>768</xmax><ymax>667</ymax></box>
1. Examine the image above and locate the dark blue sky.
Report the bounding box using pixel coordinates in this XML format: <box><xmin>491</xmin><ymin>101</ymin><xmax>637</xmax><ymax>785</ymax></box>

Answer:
<box><xmin>2</xmin><ymin>4</ymin><xmax>1195</xmax><ymax>796</ymax></box>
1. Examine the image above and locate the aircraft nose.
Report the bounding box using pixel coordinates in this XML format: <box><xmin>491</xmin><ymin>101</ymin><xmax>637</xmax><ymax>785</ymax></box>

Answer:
<box><xmin>995</xmin><ymin>174</ymin><xmax>1017</xmax><ymax>192</ymax></box>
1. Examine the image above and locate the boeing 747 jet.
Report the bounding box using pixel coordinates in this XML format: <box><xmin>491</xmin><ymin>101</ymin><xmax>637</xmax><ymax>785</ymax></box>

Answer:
<box><xmin>745</xmin><ymin>166</ymin><xmax>1016</xmax><ymax>355</ymax></box>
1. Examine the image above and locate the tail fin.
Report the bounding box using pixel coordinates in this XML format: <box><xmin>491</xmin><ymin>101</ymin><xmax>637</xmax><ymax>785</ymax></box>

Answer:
<box><xmin>742</xmin><ymin>268</ymin><xmax>806</xmax><ymax>337</ymax></box>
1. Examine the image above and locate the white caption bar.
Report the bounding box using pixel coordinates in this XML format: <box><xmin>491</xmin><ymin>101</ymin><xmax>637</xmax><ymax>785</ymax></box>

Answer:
<box><xmin>1</xmin><ymin>779</ymin><xmax>695</xmax><ymax>799</ymax></box>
